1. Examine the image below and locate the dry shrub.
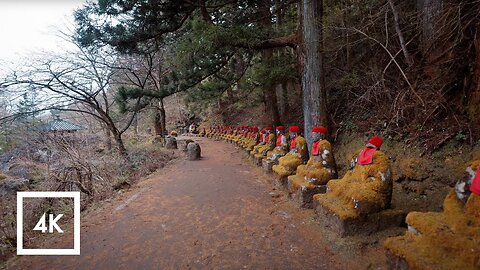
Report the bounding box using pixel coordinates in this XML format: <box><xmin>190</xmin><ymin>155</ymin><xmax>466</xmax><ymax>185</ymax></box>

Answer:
<box><xmin>0</xmin><ymin>132</ymin><xmax>175</xmax><ymax>258</ymax></box>
<box><xmin>127</xmin><ymin>140</ymin><xmax>176</xmax><ymax>179</ymax></box>
<box><xmin>0</xmin><ymin>195</ymin><xmax>16</xmax><ymax>261</ymax></box>
<box><xmin>322</xmin><ymin>1</ymin><xmax>480</xmax><ymax>150</ymax></box>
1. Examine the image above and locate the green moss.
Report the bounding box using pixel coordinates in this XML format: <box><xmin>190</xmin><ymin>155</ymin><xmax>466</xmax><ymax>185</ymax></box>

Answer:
<box><xmin>294</xmin><ymin>140</ymin><xmax>336</xmax><ymax>185</ymax></box>
<box><xmin>272</xmin><ymin>136</ymin><xmax>308</xmax><ymax>177</ymax></box>
<box><xmin>314</xmin><ymin>150</ymin><xmax>392</xmax><ymax>220</ymax></box>
<box><xmin>384</xmin><ymin>188</ymin><xmax>480</xmax><ymax>270</ymax></box>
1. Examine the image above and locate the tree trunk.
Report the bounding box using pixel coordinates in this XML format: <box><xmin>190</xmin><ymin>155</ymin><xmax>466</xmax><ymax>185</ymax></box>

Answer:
<box><xmin>469</xmin><ymin>24</ymin><xmax>480</xmax><ymax>137</ymax></box>
<box><xmin>111</xmin><ymin>128</ymin><xmax>128</xmax><ymax>159</ymax></box>
<box><xmin>282</xmin><ymin>81</ymin><xmax>290</xmax><ymax>117</ymax></box>
<box><xmin>153</xmin><ymin>98</ymin><xmax>166</xmax><ymax>136</ymax></box>
<box><xmin>266</xmin><ymin>73</ymin><xmax>281</xmax><ymax>125</ymax></box>
<box><xmin>98</xmin><ymin>110</ymin><xmax>129</xmax><ymax>160</ymax></box>
<box><xmin>341</xmin><ymin>0</ymin><xmax>351</xmax><ymax>70</ymax></box>
<box><xmin>419</xmin><ymin>0</ymin><xmax>444</xmax><ymax>79</ymax></box>
<box><xmin>275</xmin><ymin>0</ymin><xmax>284</xmax><ymax>30</ymax></box>
<box><xmin>276</xmin><ymin>82</ymin><xmax>289</xmax><ymax>119</ymax></box>
<box><xmin>388</xmin><ymin>0</ymin><xmax>413</xmax><ymax>66</ymax></box>
<box><xmin>261</xmin><ymin>0</ymin><xmax>282</xmax><ymax>126</ymax></box>
<box><xmin>263</xmin><ymin>67</ymin><xmax>281</xmax><ymax>126</ymax></box>
<box><xmin>153</xmin><ymin>114</ymin><xmax>162</xmax><ymax>135</ymax></box>
<box><xmin>132</xmin><ymin>114</ymin><xmax>138</xmax><ymax>139</ymax></box>
<box><xmin>104</xmin><ymin>125</ymin><xmax>112</xmax><ymax>151</ymax></box>
<box><xmin>274</xmin><ymin>0</ymin><xmax>288</xmax><ymax>121</ymax></box>
<box><xmin>300</xmin><ymin>0</ymin><xmax>328</xmax><ymax>148</ymax></box>
<box><xmin>420</xmin><ymin>0</ymin><xmax>444</xmax><ymax>51</ymax></box>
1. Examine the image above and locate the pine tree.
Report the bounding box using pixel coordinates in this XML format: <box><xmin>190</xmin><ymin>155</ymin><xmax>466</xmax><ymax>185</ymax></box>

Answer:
<box><xmin>16</xmin><ymin>90</ymin><xmax>39</xmax><ymax>122</ymax></box>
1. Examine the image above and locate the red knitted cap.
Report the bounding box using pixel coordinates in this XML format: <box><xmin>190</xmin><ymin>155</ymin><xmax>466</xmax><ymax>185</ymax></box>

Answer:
<box><xmin>312</xmin><ymin>126</ymin><xmax>327</xmax><ymax>134</ymax></box>
<box><xmin>264</xmin><ymin>127</ymin><xmax>273</xmax><ymax>131</ymax></box>
<box><xmin>276</xmin><ymin>126</ymin><xmax>285</xmax><ymax>131</ymax></box>
<box><xmin>288</xmin><ymin>126</ymin><xmax>301</xmax><ymax>133</ymax></box>
<box><xmin>368</xmin><ymin>136</ymin><xmax>383</xmax><ymax>148</ymax></box>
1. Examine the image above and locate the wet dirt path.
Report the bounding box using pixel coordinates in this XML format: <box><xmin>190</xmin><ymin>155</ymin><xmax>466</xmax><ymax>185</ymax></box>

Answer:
<box><xmin>8</xmin><ymin>136</ymin><xmax>381</xmax><ymax>269</ymax></box>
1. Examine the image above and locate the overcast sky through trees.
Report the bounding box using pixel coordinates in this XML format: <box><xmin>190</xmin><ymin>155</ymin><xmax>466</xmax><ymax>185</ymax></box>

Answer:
<box><xmin>0</xmin><ymin>0</ymin><xmax>85</xmax><ymax>76</ymax></box>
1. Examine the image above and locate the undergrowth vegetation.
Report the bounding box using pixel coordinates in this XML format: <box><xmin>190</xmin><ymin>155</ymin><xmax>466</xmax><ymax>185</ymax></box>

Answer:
<box><xmin>0</xmin><ymin>131</ymin><xmax>175</xmax><ymax>259</ymax></box>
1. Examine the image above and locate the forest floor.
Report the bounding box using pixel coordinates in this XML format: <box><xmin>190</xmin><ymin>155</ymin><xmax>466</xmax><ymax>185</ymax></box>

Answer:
<box><xmin>5</xmin><ymin>136</ymin><xmax>406</xmax><ymax>270</ymax></box>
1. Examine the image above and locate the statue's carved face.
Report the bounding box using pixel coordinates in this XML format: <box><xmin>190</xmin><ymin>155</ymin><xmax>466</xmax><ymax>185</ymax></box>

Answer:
<box><xmin>289</xmin><ymin>132</ymin><xmax>297</xmax><ymax>138</ymax></box>
<box><xmin>276</xmin><ymin>130</ymin><xmax>283</xmax><ymax>135</ymax></box>
<box><xmin>455</xmin><ymin>166</ymin><xmax>475</xmax><ymax>203</ymax></box>
<box><xmin>366</xmin><ymin>143</ymin><xmax>378</xmax><ymax>149</ymax></box>
<box><xmin>312</xmin><ymin>132</ymin><xmax>324</xmax><ymax>142</ymax></box>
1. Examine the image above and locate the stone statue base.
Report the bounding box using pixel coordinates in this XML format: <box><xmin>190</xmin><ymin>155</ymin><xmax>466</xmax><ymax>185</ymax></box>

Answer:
<box><xmin>287</xmin><ymin>175</ymin><xmax>326</xmax><ymax>208</ymax></box>
<box><xmin>253</xmin><ymin>155</ymin><xmax>263</xmax><ymax>166</ymax></box>
<box><xmin>273</xmin><ymin>174</ymin><xmax>288</xmax><ymax>190</ymax></box>
<box><xmin>262</xmin><ymin>159</ymin><xmax>278</xmax><ymax>172</ymax></box>
<box><xmin>313</xmin><ymin>195</ymin><xmax>405</xmax><ymax>237</ymax></box>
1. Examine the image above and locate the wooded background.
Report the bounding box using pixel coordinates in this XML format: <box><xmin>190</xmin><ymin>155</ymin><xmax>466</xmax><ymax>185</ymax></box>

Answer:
<box><xmin>2</xmin><ymin>0</ymin><xmax>480</xmax><ymax>152</ymax></box>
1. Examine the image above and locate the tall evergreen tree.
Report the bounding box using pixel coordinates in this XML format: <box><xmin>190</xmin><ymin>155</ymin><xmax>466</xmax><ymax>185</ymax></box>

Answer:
<box><xmin>74</xmin><ymin>0</ymin><xmax>300</xmax><ymax>127</ymax></box>
<box><xmin>16</xmin><ymin>90</ymin><xmax>39</xmax><ymax>122</ymax></box>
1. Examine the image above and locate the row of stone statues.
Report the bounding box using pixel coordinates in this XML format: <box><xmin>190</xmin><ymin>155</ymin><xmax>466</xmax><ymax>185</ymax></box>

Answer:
<box><xmin>204</xmin><ymin>125</ymin><xmax>395</xmax><ymax>225</ymax></box>
<box><xmin>201</xmin><ymin>124</ymin><xmax>480</xmax><ymax>269</ymax></box>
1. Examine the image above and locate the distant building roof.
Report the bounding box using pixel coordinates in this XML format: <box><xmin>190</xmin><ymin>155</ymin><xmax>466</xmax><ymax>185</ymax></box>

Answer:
<box><xmin>35</xmin><ymin>117</ymin><xmax>84</xmax><ymax>132</ymax></box>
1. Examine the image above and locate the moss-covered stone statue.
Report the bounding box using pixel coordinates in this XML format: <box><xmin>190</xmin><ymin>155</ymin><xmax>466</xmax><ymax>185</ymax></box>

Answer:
<box><xmin>313</xmin><ymin>136</ymin><xmax>402</xmax><ymax>236</ymax></box>
<box><xmin>267</xmin><ymin>126</ymin><xmax>288</xmax><ymax>160</ymax></box>
<box><xmin>245</xmin><ymin>127</ymin><xmax>260</xmax><ymax>152</ymax></box>
<box><xmin>250</xmin><ymin>127</ymin><xmax>273</xmax><ymax>157</ymax></box>
<box><xmin>205</xmin><ymin>127</ymin><xmax>213</xmax><ymax>138</ymax></box>
<box><xmin>237</xmin><ymin>127</ymin><xmax>248</xmax><ymax>147</ymax></box>
<box><xmin>207</xmin><ymin>126</ymin><xmax>217</xmax><ymax>138</ymax></box>
<box><xmin>241</xmin><ymin>128</ymin><xmax>253</xmax><ymax>148</ymax></box>
<box><xmin>232</xmin><ymin>127</ymin><xmax>243</xmax><ymax>144</ymax></box>
<box><xmin>252</xmin><ymin>127</ymin><xmax>275</xmax><ymax>165</ymax></box>
<box><xmin>225</xmin><ymin>127</ymin><xmax>236</xmax><ymax>142</ymax></box>
<box><xmin>384</xmin><ymin>160</ymin><xmax>480</xmax><ymax>270</ymax></box>
<box><xmin>288</xmin><ymin>126</ymin><xmax>337</xmax><ymax>208</ymax></box>
<box><xmin>272</xmin><ymin>126</ymin><xmax>308</xmax><ymax>187</ymax></box>
<box><xmin>262</xmin><ymin>126</ymin><xmax>288</xmax><ymax>171</ymax></box>
<box><xmin>222</xmin><ymin>126</ymin><xmax>229</xmax><ymax>140</ymax></box>
<box><xmin>249</xmin><ymin>129</ymin><xmax>265</xmax><ymax>154</ymax></box>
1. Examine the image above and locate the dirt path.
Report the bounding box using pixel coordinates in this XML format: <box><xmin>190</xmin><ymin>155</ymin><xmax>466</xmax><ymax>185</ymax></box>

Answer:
<box><xmin>7</xmin><ymin>136</ymin><xmax>389</xmax><ymax>269</ymax></box>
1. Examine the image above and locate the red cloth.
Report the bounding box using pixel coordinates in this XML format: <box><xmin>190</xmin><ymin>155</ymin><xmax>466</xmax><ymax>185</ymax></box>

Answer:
<box><xmin>276</xmin><ymin>135</ymin><xmax>283</xmax><ymax>146</ymax></box>
<box><xmin>357</xmin><ymin>147</ymin><xmax>376</xmax><ymax>165</ymax></box>
<box><xmin>368</xmin><ymin>136</ymin><xmax>383</xmax><ymax>149</ymax></box>
<box><xmin>265</xmin><ymin>135</ymin><xmax>270</xmax><ymax>143</ymax></box>
<box><xmin>288</xmin><ymin>126</ymin><xmax>300</xmax><ymax>133</ymax></box>
<box><xmin>290</xmin><ymin>137</ymin><xmax>297</xmax><ymax>149</ymax></box>
<box><xmin>312</xmin><ymin>126</ymin><xmax>327</xmax><ymax>134</ymax></box>
<box><xmin>470</xmin><ymin>168</ymin><xmax>480</xmax><ymax>196</ymax></box>
<box><xmin>312</xmin><ymin>141</ymin><xmax>320</xmax><ymax>156</ymax></box>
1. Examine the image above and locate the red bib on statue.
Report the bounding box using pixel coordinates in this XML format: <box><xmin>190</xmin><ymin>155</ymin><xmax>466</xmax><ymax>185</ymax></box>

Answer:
<box><xmin>312</xmin><ymin>141</ymin><xmax>320</xmax><ymax>156</ymax></box>
<box><xmin>358</xmin><ymin>147</ymin><xmax>376</xmax><ymax>165</ymax></box>
<box><xmin>470</xmin><ymin>168</ymin><xmax>480</xmax><ymax>196</ymax></box>
<box><xmin>290</xmin><ymin>137</ymin><xmax>297</xmax><ymax>149</ymax></box>
<box><xmin>276</xmin><ymin>135</ymin><xmax>283</xmax><ymax>146</ymax></box>
<box><xmin>265</xmin><ymin>135</ymin><xmax>270</xmax><ymax>143</ymax></box>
